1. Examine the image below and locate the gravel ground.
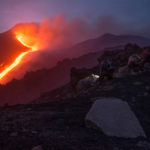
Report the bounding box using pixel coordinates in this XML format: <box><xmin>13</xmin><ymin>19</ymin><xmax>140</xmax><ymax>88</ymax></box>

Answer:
<box><xmin>0</xmin><ymin>71</ymin><xmax>150</xmax><ymax>150</ymax></box>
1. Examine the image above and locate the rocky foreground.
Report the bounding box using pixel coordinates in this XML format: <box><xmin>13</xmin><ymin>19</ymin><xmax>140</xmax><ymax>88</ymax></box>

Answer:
<box><xmin>0</xmin><ymin>70</ymin><xmax>150</xmax><ymax>150</ymax></box>
<box><xmin>1</xmin><ymin>45</ymin><xmax>150</xmax><ymax>150</ymax></box>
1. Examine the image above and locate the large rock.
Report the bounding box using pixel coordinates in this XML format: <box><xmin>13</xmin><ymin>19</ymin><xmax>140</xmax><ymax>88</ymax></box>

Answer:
<box><xmin>76</xmin><ymin>74</ymin><xmax>99</xmax><ymax>92</ymax></box>
<box><xmin>85</xmin><ymin>98</ymin><xmax>146</xmax><ymax>138</ymax></box>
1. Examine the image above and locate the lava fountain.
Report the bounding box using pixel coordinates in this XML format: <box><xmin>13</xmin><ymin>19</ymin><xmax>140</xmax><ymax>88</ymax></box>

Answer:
<box><xmin>0</xmin><ymin>24</ymin><xmax>39</xmax><ymax>82</ymax></box>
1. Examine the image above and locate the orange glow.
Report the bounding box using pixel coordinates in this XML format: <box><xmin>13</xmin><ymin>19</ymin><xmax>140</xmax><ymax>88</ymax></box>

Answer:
<box><xmin>0</xmin><ymin>52</ymin><xmax>28</xmax><ymax>80</ymax></box>
<box><xmin>16</xmin><ymin>33</ymin><xmax>37</xmax><ymax>51</ymax></box>
<box><xmin>0</xmin><ymin>26</ymin><xmax>39</xmax><ymax>82</ymax></box>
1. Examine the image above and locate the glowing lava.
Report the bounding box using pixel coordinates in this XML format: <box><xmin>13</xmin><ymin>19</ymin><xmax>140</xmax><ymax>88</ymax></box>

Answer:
<box><xmin>16</xmin><ymin>33</ymin><xmax>37</xmax><ymax>51</ymax></box>
<box><xmin>0</xmin><ymin>31</ymin><xmax>38</xmax><ymax>82</ymax></box>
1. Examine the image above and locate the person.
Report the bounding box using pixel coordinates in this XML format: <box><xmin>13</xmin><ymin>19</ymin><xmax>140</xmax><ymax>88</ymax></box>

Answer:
<box><xmin>98</xmin><ymin>58</ymin><xmax>115</xmax><ymax>81</ymax></box>
<box><xmin>128</xmin><ymin>54</ymin><xmax>143</xmax><ymax>72</ymax></box>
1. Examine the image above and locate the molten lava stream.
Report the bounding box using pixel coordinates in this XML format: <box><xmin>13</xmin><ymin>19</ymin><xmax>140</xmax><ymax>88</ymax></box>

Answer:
<box><xmin>0</xmin><ymin>52</ymin><xmax>28</xmax><ymax>80</ymax></box>
<box><xmin>0</xmin><ymin>34</ymin><xmax>37</xmax><ymax>82</ymax></box>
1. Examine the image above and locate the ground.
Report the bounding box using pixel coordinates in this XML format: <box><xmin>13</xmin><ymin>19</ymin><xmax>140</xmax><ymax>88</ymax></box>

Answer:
<box><xmin>0</xmin><ymin>71</ymin><xmax>150</xmax><ymax>150</ymax></box>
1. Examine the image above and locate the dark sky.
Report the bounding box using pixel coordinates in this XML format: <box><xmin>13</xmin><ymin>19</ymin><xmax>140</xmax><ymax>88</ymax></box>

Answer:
<box><xmin>0</xmin><ymin>0</ymin><xmax>150</xmax><ymax>37</ymax></box>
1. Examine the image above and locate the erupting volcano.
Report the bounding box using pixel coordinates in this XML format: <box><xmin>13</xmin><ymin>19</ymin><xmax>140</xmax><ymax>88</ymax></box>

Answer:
<box><xmin>0</xmin><ymin>24</ymin><xmax>40</xmax><ymax>83</ymax></box>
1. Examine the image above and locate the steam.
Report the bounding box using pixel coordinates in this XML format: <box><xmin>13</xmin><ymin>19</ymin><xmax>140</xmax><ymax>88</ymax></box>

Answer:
<box><xmin>13</xmin><ymin>14</ymin><xmax>96</xmax><ymax>50</ymax></box>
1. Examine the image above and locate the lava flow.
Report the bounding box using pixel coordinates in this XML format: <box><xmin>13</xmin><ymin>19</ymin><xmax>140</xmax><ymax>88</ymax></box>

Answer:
<box><xmin>0</xmin><ymin>28</ymin><xmax>38</xmax><ymax>82</ymax></box>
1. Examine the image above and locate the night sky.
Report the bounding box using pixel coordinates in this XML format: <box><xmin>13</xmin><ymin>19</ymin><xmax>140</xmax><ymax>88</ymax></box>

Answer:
<box><xmin>0</xmin><ymin>0</ymin><xmax>150</xmax><ymax>37</ymax></box>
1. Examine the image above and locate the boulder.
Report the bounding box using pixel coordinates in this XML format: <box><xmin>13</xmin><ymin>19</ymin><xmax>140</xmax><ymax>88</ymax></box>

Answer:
<box><xmin>85</xmin><ymin>97</ymin><xmax>146</xmax><ymax>138</ymax></box>
<box><xmin>76</xmin><ymin>74</ymin><xmax>99</xmax><ymax>92</ymax></box>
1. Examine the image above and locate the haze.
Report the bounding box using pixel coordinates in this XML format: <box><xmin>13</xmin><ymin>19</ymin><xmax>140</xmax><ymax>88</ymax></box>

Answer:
<box><xmin>0</xmin><ymin>0</ymin><xmax>150</xmax><ymax>38</ymax></box>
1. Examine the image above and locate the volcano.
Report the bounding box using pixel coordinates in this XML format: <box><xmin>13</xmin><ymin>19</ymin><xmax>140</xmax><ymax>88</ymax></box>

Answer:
<box><xmin>0</xmin><ymin>22</ymin><xmax>150</xmax><ymax>105</ymax></box>
<box><xmin>0</xmin><ymin>30</ymin><xmax>31</xmax><ymax>82</ymax></box>
<box><xmin>0</xmin><ymin>24</ymin><xmax>40</xmax><ymax>82</ymax></box>
<box><xmin>0</xmin><ymin>30</ymin><xmax>29</xmax><ymax>72</ymax></box>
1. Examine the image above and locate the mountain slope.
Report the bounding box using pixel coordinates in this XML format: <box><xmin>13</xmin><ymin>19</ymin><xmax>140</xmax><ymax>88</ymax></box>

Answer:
<box><xmin>0</xmin><ymin>51</ymin><xmax>101</xmax><ymax>105</ymax></box>
<box><xmin>1</xmin><ymin>47</ymin><xmax>150</xmax><ymax>150</ymax></box>
<box><xmin>63</xmin><ymin>33</ymin><xmax>150</xmax><ymax>58</ymax></box>
<box><xmin>0</xmin><ymin>33</ymin><xmax>150</xmax><ymax>105</ymax></box>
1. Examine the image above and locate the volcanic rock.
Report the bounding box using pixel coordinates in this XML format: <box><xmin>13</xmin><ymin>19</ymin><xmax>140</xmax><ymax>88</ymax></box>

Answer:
<box><xmin>85</xmin><ymin>97</ymin><xmax>146</xmax><ymax>138</ymax></box>
<box><xmin>76</xmin><ymin>74</ymin><xmax>99</xmax><ymax>92</ymax></box>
